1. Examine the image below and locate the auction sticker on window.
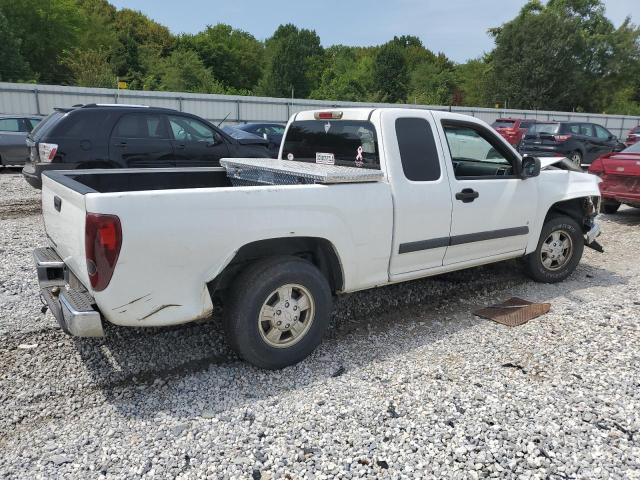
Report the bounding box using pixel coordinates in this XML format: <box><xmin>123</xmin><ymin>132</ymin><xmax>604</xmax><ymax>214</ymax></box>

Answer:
<box><xmin>316</xmin><ymin>152</ymin><xmax>335</xmax><ymax>165</ymax></box>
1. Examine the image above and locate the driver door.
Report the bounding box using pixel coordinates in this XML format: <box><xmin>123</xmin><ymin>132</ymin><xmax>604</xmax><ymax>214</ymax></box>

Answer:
<box><xmin>168</xmin><ymin>115</ymin><xmax>229</xmax><ymax>166</ymax></box>
<box><xmin>433</xmin><ymin>114</ymin><xmax>538</xmax><ymax>265</ymax></box>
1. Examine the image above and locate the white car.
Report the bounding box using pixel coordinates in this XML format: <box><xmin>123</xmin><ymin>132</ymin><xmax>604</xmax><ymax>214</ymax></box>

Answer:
<box><xmin>34</xmin><ymin>108</ymin><xmax>602</xmax><ymax>369</ymax></box>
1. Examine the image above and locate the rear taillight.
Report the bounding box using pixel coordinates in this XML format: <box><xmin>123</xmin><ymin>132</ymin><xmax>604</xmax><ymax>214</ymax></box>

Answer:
<box><xmin>85</xmin><ymin>213</ymin><xmax>122</xmax><ymax>292</ymax></box>
<box><xmin>38</xmin><ymin>142</ymin><xmax>58</xmax><ymax>163</ymax></box>
<box><xmin>553</xmin><ymin>134</ymin><xmax>572</xmax><ymax>143</ymax></box>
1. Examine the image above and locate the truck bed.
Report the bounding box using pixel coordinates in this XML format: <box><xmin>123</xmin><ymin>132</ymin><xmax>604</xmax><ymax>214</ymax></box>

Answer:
<box><xmin>44</xmin><ymin>168</ymin><xmax>232</xmax><ymax>194</ymax></box>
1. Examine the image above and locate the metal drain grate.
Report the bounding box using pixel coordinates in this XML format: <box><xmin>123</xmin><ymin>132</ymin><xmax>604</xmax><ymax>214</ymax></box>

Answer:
<box><xmin>473</xmin><ymin>297</ymin><xmax>551</xmax><ymax>327</ymax></box>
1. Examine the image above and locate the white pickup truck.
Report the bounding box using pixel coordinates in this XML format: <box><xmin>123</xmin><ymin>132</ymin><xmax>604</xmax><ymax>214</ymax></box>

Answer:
<box><xmin>34</xmin><ymin>108</ymin><xmax>602</xmax><ymax>369</ymax></box>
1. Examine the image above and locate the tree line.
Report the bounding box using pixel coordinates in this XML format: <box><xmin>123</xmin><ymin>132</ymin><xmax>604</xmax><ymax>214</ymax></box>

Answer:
<box><xmin>1</xmin><ymin>0</ymin><xmax>639</xmax><ymax>114</ymax></box>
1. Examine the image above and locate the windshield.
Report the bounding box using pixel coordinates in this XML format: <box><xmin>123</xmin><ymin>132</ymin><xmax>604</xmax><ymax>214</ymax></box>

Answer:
<box><xmin>529</xmin><ymin>123</ymin><xmax>560</xmax><ymax>135</ymax></box>
<box><xmin>492</xmin><ymin>120</ymin><xmax>516</xmax><ymax>129</ymax></box>
<box><xmin>282</xmin><ymin>120</ymin><xmax>379</xmax><ymax>169</ymax></box>
<box><xmin>623</xmin><ymin>142</ymin><xmax>640</xmax><ymax>153</ymax></box>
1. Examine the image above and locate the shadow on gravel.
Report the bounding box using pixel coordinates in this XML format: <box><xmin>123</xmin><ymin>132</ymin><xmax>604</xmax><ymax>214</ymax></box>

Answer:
<box><xmin>72</xmin><ymin>258</ymin><xmax>628</xmax><ymax>419</ymax></box>
<box><xmin>602</xmin><ymin>207</ymin><xmax>640</xmax><ymax>226</ymax></box>
<box><xmin>0</xmin><ymin>167</ymin><xmax>23</xmax><ymax>174</ymax></box>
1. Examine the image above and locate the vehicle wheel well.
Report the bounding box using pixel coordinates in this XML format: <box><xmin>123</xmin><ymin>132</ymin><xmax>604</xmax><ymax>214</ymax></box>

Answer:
<box><xmin>545</xmin><ymin>197</ymin><xmax>594</xmax><ymax>233</ymax></box>
<box><xmin>208</xmin><ymin>237</ymin><xmax>344</xmax><ymax>298</ymax></box>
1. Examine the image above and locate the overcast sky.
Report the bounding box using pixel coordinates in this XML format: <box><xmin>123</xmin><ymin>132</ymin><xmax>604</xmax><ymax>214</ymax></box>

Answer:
<box><xmin>109</xmin><ymin>0</ymin><xmax>637</xmax><ymax>63</ymax></box>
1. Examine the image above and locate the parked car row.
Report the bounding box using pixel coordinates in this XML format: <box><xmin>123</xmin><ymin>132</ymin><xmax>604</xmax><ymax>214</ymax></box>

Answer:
<box><xmin>491</xmin><ymin>117</ymin><xmax>639</xmax><ymax>169</ymax></box>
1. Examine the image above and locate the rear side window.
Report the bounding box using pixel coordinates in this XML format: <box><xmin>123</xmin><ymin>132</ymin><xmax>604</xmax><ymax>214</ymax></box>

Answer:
<box><xmin>113</xmin><ymin>114</ymin><xmax>169</xmax><ymax>139</ymax></box>
<box><xmin>492</xmin><ymin>120</ymin><xmax>515</xmax><ymax>128</ymax></box>
<box><xmin>395</xmin><ymin>118</ymin><xmax>441</xmax><ymax>181</ymax></box>
<box><xmin>51</xmin><ymin>110</ymin><xmax>117</xmax><ymax>139</ymax></box>
<box><xmin>0</xmin><ymin>118</ymin><xmax>21</xmax><ymax>132</ymax></box>
<box><xmin>282</xmin><ymin>120</ymin><xmax>379</xmax><ymax>169</ymax></box>
<box><xmin>29</xmin><ymin>111</ymin><xmax>65</xmax><ymax>141</ymax></box>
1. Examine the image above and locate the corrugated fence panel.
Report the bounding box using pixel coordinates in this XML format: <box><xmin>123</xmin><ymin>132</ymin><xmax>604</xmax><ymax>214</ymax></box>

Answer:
<box><xmin>1</xmin><ymin>82</ymin><xmax>638</xmax><ymax>138</ymax></box>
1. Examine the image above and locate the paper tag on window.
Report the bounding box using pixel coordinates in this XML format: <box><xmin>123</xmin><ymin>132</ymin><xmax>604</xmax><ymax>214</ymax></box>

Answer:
<box><xmin>316</xmin><ymin>153</ymin><xmax>335</xmax><ymax>165</ymax></box>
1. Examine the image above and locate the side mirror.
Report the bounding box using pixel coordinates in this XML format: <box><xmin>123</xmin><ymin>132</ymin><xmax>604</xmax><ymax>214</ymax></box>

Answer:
<box><xmin>263</xmin><ymin>133</ymin><xmax>268</xmax><ymax>140</ymax></box>
<box><xmin>521</xmin><ymin>155</ymin><xmax>541</xmax><ymax>179</ymax></box>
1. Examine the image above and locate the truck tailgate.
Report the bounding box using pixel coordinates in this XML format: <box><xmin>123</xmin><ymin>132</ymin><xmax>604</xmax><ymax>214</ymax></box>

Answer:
<box><xmin>41</xmin><ymin>174</ymin><xmax>90</xmax><ymax>287</ymax></box>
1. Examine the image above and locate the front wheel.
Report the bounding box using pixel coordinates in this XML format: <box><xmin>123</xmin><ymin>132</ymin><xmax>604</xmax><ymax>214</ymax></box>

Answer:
<box><xmin>223</xmin><ymin>256</ymin><xmax>332</xmax><ymax>369</ymax></box>
<box><xmin>524</xmin><ymin>216</ymin><xmax>584</xmax><ymax>283</ymax></box>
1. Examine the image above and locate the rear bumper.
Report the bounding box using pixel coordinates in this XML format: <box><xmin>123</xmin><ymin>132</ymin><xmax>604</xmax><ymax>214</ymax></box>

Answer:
<box><xmin>34</xmin><ymin>247</ymin><xmax>104</xmax><ymax>337</ymax></box>
<box><xmin>22</xmin><ymin>162</ymin><xmax>80</xmax><ymax>189</ymax></box>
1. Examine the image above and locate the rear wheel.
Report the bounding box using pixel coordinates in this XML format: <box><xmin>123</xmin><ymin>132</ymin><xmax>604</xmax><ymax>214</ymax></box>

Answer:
<box><xmin>602</xmin><ymin>201</ymin><xmax>620</xmax><ymax>214</ymax></box>
<box><xmin>525</xmin><ymin>216</ymin><xmax>584</xmax><ymax>283</ymax></box>
<box><xmin>223</xmin><ymin>256</ymin><xmax>332</xmax><ymax>369</ymax></box>
<box><xmin>569</xmin><ymin>151</ymin><xmax>583</xmax><ymax>169</ymax></box>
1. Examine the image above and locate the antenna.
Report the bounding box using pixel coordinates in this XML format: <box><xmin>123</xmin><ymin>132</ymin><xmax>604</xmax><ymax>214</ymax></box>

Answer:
<box><xmin>217</xmin><ymin>112</ymin><xmax>231</xmax><ymax>127</ymax></box>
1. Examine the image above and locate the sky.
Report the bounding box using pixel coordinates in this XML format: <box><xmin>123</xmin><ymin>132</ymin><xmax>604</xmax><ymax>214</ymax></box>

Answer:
<box><xmin>109</xmin><ymin>0</ymin><xmax>637</xmax><ymax>63</ymax></box>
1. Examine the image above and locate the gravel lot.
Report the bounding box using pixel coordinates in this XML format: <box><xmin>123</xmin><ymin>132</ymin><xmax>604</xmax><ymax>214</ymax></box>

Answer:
<box><xmin>1</xmin><ymin>168</ymin><xmax>639</xmax><ymax>479</ymax></box>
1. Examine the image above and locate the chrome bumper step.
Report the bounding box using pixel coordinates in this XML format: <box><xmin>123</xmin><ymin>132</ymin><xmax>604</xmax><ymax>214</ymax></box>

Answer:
<box><xmin>34</xmin><ymin>247</ymin><xmax>104</xmax><ymax>337</ymax></box>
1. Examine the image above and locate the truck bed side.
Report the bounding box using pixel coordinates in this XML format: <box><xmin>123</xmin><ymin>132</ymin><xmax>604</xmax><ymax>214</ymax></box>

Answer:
<box><xmin>85</xmin><ymin>182</ymin><xmax>393</xmax><ymax>327</ymax></box>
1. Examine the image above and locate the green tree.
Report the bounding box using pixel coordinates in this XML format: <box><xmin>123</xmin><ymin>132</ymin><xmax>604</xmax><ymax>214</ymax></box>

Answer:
<box><xmin>0</xmin><ymin>11</ymin><xmax>30</xmax><ymax>81</ymax></box>
<box><xmin>259</xmin><ymin>24</ymin><xmax>324</xmax><ymax>98</ymax></box>
<box><xmin>63</xmin><ymin>48</ymin><xmax>116</xmax><ymax>88</ymax></box>
<box><xmin>372</xmin><ymin>41</ymin><xmax>409</xmax><ymax>103</ymax></box>
<box><xmin>0</xmin><ymin>0</ymin><xmax>87</xmax><ymax>83</ymax></box>
<box><xmin>112</xmin><ymin>8</ymin><xmax>174</xmax><ymax>82</ymax></box>
<box><xmin>143</xmin><ymin>49</ymin><xmax>225</xmax><ymax>94</ymax></box>
<box><xmin>179</xmin><ymin>24</ymin><xmax>263</xmax><ymax>91</ymax></box>
<box><xmin>310</xmin><ymin>46</ymin><xmax>374</xmax><ymax>101</ymax></box>
<box><xmin>489</xmin><ymin>0</ymin><xmax>640</xmax><ymax>111</ymax></box>
<box><xmin>455</xmin><ymin>58</ymin><xmax>492</xmax><ymax>107</ymax></box>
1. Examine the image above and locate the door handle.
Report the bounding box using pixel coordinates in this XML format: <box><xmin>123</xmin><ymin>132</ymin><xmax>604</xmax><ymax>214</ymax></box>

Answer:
<box><xmin>117</xmin><ymin>142</ymin><xmax>127</xmax><ymax>148</ymax></box>
<box><xmin>455</xmin><ymin>188</ymin><xmax>479</xmax><ymax>203</ymax></box>
<box><xmin>176</xmin><ymin>144</ymin><xmax>186</xmax><ymax>150</ymax></box>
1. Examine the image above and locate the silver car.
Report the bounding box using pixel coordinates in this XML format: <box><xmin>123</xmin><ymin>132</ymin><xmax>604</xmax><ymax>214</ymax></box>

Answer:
<box><xmin>0</xmin><ymin>115</ymin><xmax>42</xmax><ymax>166</ymax></box>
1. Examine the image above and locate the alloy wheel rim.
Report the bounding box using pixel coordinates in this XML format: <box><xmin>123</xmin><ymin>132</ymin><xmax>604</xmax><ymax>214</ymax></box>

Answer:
<box><xmin>571</xmin><ymin>153</ymin><xmax>581</xmax><ymax>166</ymax></box>
<box><xmin>258</xmin><ymin>284</ymin><xmax>315</xmax><ymax>348</ymax></box>
<box><xmin>540</xmin><ymin>230</ymin><xmax>573</xmax><ymax>271</ymax></box>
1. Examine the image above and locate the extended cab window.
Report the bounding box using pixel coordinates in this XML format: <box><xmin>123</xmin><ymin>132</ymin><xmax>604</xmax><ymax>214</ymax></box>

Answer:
<box><xmin>395</xmin><ymin>117</ymin><xmax>440</xmax><ymax>181</ymax></box>
<box><xmin>282</xmin><ymin>120</ymin><xmax>379</xmax><ymax>169</ymax></box>
<box><xmin>443</xmin><ymin>124</ymin><xmax>514</xmax><ymax>179</ymax></box>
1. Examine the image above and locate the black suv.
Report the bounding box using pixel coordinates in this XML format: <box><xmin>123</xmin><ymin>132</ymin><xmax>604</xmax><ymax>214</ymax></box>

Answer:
<box><xmin>519</xmin><ymin>121</ymin><xmax>625</xmax><ymax>167</ymax></box>
<box><xmin>22</xmin><ymin>104</ymin><xmax>271</xmax><ymax>188</ymax></box>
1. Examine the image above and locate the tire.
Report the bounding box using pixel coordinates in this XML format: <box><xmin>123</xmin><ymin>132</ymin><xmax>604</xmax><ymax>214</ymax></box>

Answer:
<box><xmin>569</xmin><ymin>151</ymin><xmax>583</xmax><ymax>169</ymax></box>
<box><xmin>524</xmin><ymin>215</ymin><xmax>584</xmax><ymax>283</ymax></box>
<box><xmin>223</xmin><ymin>256</ymin><xmax>332</xmax><ymax>370</ymax></box>
<box><xmin>602</xmin><ymin>201</ymin><xmax>620</xmax><ymax>214</ymax></box>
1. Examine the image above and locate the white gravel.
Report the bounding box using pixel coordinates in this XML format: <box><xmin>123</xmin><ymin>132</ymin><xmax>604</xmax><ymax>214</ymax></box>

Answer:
<box><xmin>1</xmin><ymin>171</ymin><xmax>639</xmax><ymax>479</ymax></box>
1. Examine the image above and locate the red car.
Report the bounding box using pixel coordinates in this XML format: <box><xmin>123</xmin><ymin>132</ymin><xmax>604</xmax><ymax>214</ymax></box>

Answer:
<box><xmin>589</xmin><ymin>142</ymin><xmax>640</xmax><ymax>213</ymax></box>
<box><xmin>491</xmin><ymin>118</ymin><xmax>537</xmax><ymax>147</ymax></box>
<box><xmin>624</xmin><ymin>125</ymin><xmax>640</xmax><ymax>146</ymax></box>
